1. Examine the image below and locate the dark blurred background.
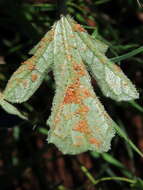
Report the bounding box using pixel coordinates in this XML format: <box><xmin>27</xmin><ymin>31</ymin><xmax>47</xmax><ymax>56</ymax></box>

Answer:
<box><xmin>0</xmin><ymin>0</ymin><xmax>143</xmax><ymax>189</ymax></box>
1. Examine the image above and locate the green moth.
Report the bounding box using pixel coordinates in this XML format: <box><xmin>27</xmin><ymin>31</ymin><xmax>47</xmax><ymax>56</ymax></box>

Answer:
<box><xmin>1</xmin><ymin>15</ymin><xmax>139</xmax><ymax>155</ymax></box>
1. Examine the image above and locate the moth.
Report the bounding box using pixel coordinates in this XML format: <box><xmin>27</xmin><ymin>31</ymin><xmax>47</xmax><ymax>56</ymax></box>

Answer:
<box><xmin>0</xmin><ymin>15</ymin><xmax>139</xmax><ymax>155</ymax></box>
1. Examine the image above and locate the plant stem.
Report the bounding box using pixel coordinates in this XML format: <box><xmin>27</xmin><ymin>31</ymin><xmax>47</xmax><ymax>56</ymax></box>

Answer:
<box><xmin>81</xmin><ymin>166</ymin><xmax>136</xmax><ymax>186</ymax></box>
<box><xmin>111</xmin><ymin>46</ymin><xmax>143</xmax><ymax>62</ymax></box>
<box><xmin>93</xmin><ymin>176</ymin><xmax>136</xmax><ymax>185</ymax></box>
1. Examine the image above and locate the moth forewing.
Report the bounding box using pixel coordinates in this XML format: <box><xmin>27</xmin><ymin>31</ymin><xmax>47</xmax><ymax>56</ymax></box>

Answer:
<box><xmin>4</xmin><ymin>40</ymin><xmax>54</xmax><ymax>103</ymax></box>
<box><xmin>66</xmin><ymin>15</ymin><xmax>108</xmax><ymax>54</ymax></box>
<box><xmin>73</xmin><ymin>23</ymin><xmax>139</xmax><ymax>101</ymax></box>
<box><xmin>47</xmin><ymin>16</ymin><xmax>115</xmax><ymax>155</ymax></box>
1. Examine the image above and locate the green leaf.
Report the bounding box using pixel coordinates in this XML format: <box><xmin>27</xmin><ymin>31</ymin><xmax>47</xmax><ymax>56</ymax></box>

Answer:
<box><xmin>129</xmin><ymin>100</ymin><xmax>143</xmax><ymax>113</ymax></box>
<box><xmin>101</xmin><ymin>153</ymin><xmax>125</xmax><ymax>168</ymax></box>
<box><xmin>114</xmin><ymin>122</ymin><xmax>143</xmax><ymax>158</ymax></box>
<box><xmin>111</xmin><ymin>46</ymin><xmax>143</xmax><ymax>62</ymax></box>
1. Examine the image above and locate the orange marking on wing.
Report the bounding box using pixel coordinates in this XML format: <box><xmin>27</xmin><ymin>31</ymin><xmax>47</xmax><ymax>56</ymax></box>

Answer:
<box><xmin>72</xmin><ymin>61</ymin><xmax>86</xmax><ymax>76</ymax></box>
<box><xmin>40</xmin><ymin>30</ymin><xmax>54</xmax><ymax>44</ymax></box>
<box><xmin>64</xmin><ymin>87</ymin><xmax>79</xmax><ymax>104</ymax></box>
<box><xmin>22</xmin><ymin>56</ymin><xmax>36</xmax><ymax>71</ymax></box>
<box><xmin>63</xmin><ymin>79</ymin><xmax>81</xmax><ymax>104</ymax></box>
<box><xmin>63</xmin><ymin>79</ymin><xmax>91</xmax><ymax>104</ymax></box>
<box><xmin>89</xmin><ymin>138</ymin><xmax>101</xmax><ymax>147</ymax></box>
<box><xmin>73</xmin><ymin>24</ymin><xmax>86</xmax><ymax>32</ymax></box>
<box><xmin>76</xmin><ymin>104</ymin><xmax>89</xmax><ymax>115</ymax></box>
<box><xmin>54</xmin><ymin>111</ymin><xmax>61</xmax><ymax>124</ymax></box>
<box><xmin>31</xmin><ymin>74</ymin><xmax>38</xmax><ymax>82</ymax></box>
<box><xmin>73</xmin><ymin>120</ymin><xmax>90</xmax><ymax>134</ymax></box>
<box><xmin>28</xmin><ymin>63</ymin><xmax>35</xmax><ymax>71</ymax></box>
<box><xmin>67</xmin><ymin>54</ymin><xmax>72</xmax><ymax>61</ymax></box>
<box><xmin>81</xmin><ymin>88</ymin><xmax>91</xmax><ymax>97</ymax></box>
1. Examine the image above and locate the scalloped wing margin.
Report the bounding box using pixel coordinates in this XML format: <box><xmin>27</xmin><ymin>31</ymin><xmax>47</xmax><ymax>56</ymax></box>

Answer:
<box><xmin>67</xmin><ymin>16</ymin><xmax>139</xmax><ymax>102</ymax></box>
<box><xmin>47</xmin><ymin>16</ymin><xmax>115</xmax><ymax>155</ymax></box>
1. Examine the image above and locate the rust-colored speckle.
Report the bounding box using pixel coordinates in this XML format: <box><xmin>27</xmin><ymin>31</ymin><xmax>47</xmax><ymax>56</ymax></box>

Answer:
<box><xmin>31</xmin><ymin>74</ymin><xmax>38</xmax><ymax>82</ymax></box>
<box><xmin>41</xmin><ymin>36</ymin><xmax>51</xmax><ymax>44</ymax></box>
<box><xmin>64</xmin><ymin>87</ymin><xmax>80</xmax><ymax>104</ymax></box>
<box><xmin>81</xmin><ymin>88</ymin><xmax>91</xmax><ymax>97</ymax></box>
<box><xmin>76</xmin><ymin>86</ymin><xmax>91</xmax><ymax>100</ymax></box>
<box><xmin>41</xmin><ymin>30</ymin><xmax>53</xmax><ymax>43</ymax></box>
<box><xmin>72</xmin><ymin>61</ymin><xmax>86</xmax><ymax>76</ymax></box>
<box><xmin>54</xmin><ymin>111</ymin><xmax>61</xmax><ymax>125</ymax></box>
<box><xmin>73</xmin><ymin>24</ymin><xmax>85</xmax><ymax>32</ymax></box>
<box><xmin>76</xmin><ymin>104</ymin><xmax>89</xmax><ymax>115</ymax></box>
<box><xmin>63</xmin><ymin>79</ymin><xmax>81</xmax><ymax>104</ymax></box>
<box><xmin>55</xmin><ymin>118</ymin><xmax>60</xmax><ymax>124</ymax></box>
<box><xmin>38</xmin><ymin>42</ymin><xmax>46</xmax><ymax>49</ymax></box>
<box><xmin>67</xmin><ymin>54</ymin><xmax>72</xmax><ymax>61</ymax></box>
<box><xmin>73</xmin><ymin>120</ymin><xmax>90</xmax><ymax>134</ymax></box>
<box><xmin>22</xmin><ymin>57</ymin><xmax>36</xmax><ymax>71</ymax></box>
<box><xmin>63</xmin><ymin>77</ymin><xmax>91</xmax><ymax>104</ymax></box>
<box><xmin>89</xmin><ymin>137</ymin><xmax>101</xmax><ymax>147</ymax></box>
<box><xmin>28</xmin><ymin>63</ymin><xmax>35</xmax><ymax>71</ymax></box>
<box><xmin>33</xmin><ymin>30</ymin><xmax>54</xmax><ymax>53</ymax></box>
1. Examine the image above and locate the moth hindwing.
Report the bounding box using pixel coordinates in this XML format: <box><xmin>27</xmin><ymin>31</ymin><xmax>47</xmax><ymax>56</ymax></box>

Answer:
<box><xmin>47</xmin><ymin>16</ymin><xmax>115</xmax><ymax>155</ymax></box>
